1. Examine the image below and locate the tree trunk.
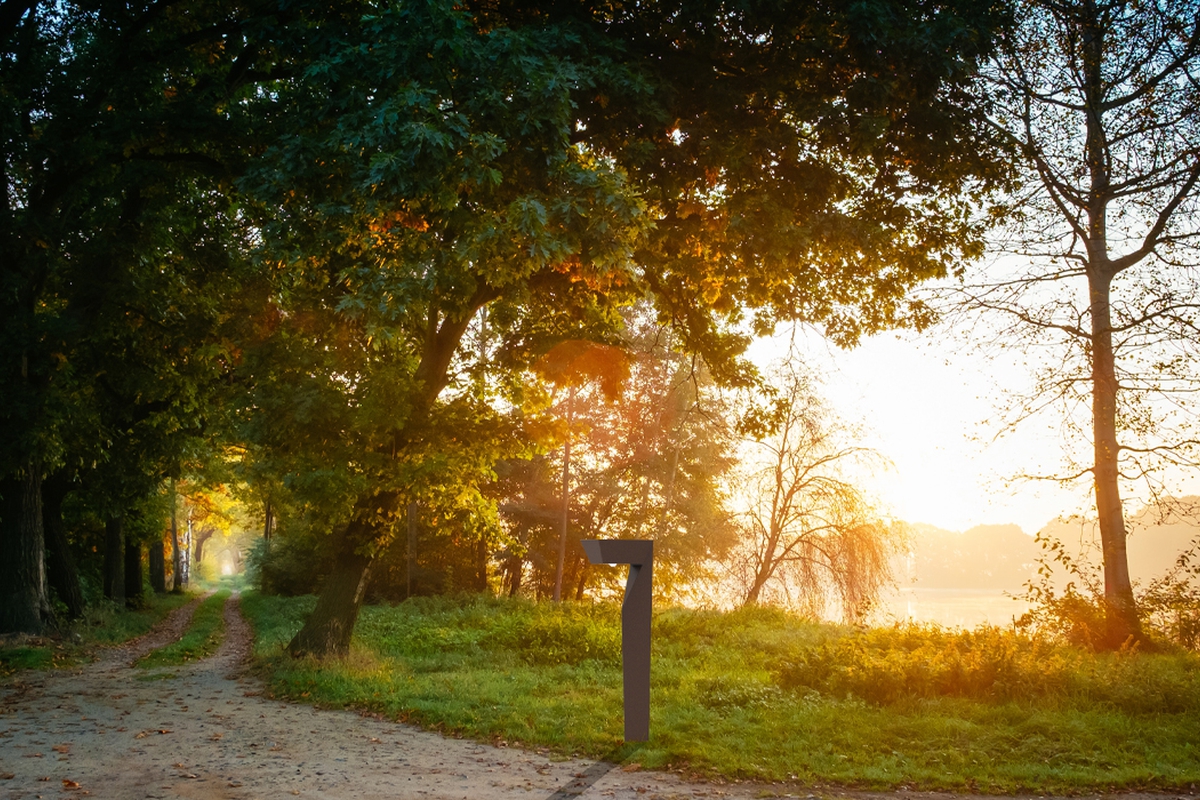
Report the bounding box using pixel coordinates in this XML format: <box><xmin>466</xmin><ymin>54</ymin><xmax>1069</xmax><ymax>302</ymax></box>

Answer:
<box><xmin>170</xmin><ymin>483</ymin><xmax>183</xmax><ymax>592</ymax></box>
<box><xmin>194</xmin><ymin>526</ymin><xmax>214</xmax><ymax>570</ymax></box>
<box><xmin>574</xmin><ymin>559</ymin><xmax>589</xmax><ymax>601</ymax></box>
<box><xmin>149</xmin><ymin>537</ymin><xmax>167</xmax><ymax>593</ymax></box>
<box><xmin>554</xmin><ymin>386</ymin><xmax>574</xmax><ymax>602</ymax></box>
<box><xmin>42</xmin><ymin>476</ymin><xmax>85</xmax><ymax>620</ymax></box>
<box><xmin>743</xmin><ymin>577</ymin><xmax>765</xmax><ymax>606</ymax></box>
<box><xmin>287</xmin><ymin>521</ymin><xmax>375</xmax><ymax>658</ymax></box>
<box><xmin>1078</xmin><ymin>14</ymin><xmax>1139</xmax><ymax>647</ymax></box>
<box><xmin>475</xmin><ymin>533</ymin><xmax>488</xmax><ymax>592</ymax></box>
<box><xmin>507</xmin><ymin>555</ymin><xmax>523</xmax><ymax>597</ymax></box>
<box><xmin>103</xmin><ymin>516</ymin><xmax>125</xmax><ymax>603</ymax></box>
<box><xmin>124</xmin><ymin>540</ymin><xmax>144</xmax><ymax>607</ymax></box>
<box><xmin>0</xmin><ymin>465</ymin><xmax>54</xmax><ymax>634</ymax></box>
<box><xmin>263</xmin><ymin>500</ymin><xmax>274</xmax><ymax>551</ymax></box>
<box><xmin>1088</xmin><ymin>271</ymin><xmax>1140</xmax><ymax>647</ymax></box>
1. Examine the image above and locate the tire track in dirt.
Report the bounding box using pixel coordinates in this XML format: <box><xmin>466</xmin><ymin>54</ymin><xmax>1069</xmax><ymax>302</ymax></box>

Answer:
<box><xmin>0</xmin><ymin>596</ymin><xmax>1180</xmax><ymax>800</ymax></box>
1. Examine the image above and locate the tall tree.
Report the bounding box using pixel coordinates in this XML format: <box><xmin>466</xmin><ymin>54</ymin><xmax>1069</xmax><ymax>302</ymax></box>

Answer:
<box><xmin>250</xmin><ymin>0</ymin><xmax>1011</xmax><ymax>656</ymax></box>
<box><xmin>961</xmin><ymin>0</ymin><xmax>1200</xmax><ymax>646</ymax></box>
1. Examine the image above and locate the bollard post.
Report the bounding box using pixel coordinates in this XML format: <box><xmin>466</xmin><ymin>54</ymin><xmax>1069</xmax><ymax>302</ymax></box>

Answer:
<box><xmin>580</xmin><ymin>539</ymin><xmax>652</xmax><ymax>742</ymax></box>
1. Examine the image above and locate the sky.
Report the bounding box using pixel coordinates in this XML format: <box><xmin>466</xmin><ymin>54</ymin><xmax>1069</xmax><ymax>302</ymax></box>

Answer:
<box><xmin>749</xmin><ymin>324</ymin><xmax>1200</xmax><ymax>537</ymax></box>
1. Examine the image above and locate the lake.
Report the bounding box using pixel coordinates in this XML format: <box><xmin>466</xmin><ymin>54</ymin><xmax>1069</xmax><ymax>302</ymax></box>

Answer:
<box><xmin>871</xmin><ymin>587</ymin><xmax>1033</xmax><ymax>629</ymax></box>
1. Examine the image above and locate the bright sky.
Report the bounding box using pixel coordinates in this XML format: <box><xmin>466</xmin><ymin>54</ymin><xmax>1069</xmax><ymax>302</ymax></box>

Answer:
<box><xmin>748</xmin><ymin>324</ymin><xmax>1200</xmax><ymax>536</ymax></box>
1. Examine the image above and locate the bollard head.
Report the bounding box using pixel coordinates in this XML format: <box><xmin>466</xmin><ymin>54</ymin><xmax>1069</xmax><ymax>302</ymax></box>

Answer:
<box><xmin>581</xmin><ymin>539</ymin><xmax>652</xmax><ymax>566</ymax></box>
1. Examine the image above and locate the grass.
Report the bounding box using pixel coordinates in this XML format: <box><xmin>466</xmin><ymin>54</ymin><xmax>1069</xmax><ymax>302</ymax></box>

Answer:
<box><xmin>136</xmin><ymin>589</ymin><xmax>231</xmax><ymax>669</ymax></box>
<box><xmin>239</xmin><ymin>592</ymin><xmax>1200</xmax><ymax>793</ymax></box>
<box><xmin>0</xmin><ymin>591</ymin><xmax>194</xmax><ymax>675</ymax></box>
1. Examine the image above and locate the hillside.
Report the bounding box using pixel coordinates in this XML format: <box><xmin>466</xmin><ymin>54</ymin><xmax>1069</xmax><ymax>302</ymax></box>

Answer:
<box><xmin>900</xmin><ymin>499</ymin><xmax>1200</xmax><ymax>592</ymax></box>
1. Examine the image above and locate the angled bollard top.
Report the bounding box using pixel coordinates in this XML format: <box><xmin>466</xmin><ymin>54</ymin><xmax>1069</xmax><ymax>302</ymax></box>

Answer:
<box><xmin>582</xmin><ymin>539</ymin><xmax>652</xmax><ymax>742</ymax></box>
<box><xmin>581</xmin><ymin>539</ymin><xmax>652</xmax><ymax>568</ymax></box>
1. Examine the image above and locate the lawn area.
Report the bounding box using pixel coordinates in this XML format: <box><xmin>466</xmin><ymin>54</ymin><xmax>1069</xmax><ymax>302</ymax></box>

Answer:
<box><xmin>0</xmin><ymin>591</ymin><xmax>194</xmax><ymax>675</ymax></box>
<box><xmin>240</xmin><ymin>592</ymin><xmax>1200</xmax><ymax>794</ymax></box>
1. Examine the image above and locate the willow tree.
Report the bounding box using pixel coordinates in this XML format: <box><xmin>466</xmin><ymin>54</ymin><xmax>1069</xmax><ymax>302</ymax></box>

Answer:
<box><xmin>735</xmin><ymin>361</ymin><xmax>897</xmax><ymax>620</ymax></box>
<box><xmin>250</xmin><ymin>0</ymin><xmax>1011</xmax><ymax>656</ymax></box>
<box><xmin>963</xmin><ymin>0</ymin><xmax>1200</xmax><ymax>646</ymax></box>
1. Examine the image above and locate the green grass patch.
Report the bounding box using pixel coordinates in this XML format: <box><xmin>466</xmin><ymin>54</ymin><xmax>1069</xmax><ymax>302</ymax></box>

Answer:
<box><xmin>239</xmin><ymin>592</ymin><xmax>1200</xmax><ymax>793</ymax></box>
<box><xmin>136</xmin><ymin>589</ymin><xmax>231</xmax><ymax>668</ymax></box>
<box><xmin>0</xmin><ymin>591</ymin><xmax>194</xmax><ymax>675</ymax></box>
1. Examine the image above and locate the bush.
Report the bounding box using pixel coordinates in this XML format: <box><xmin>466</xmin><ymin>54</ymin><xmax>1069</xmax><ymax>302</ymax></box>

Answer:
<box><xmin>247</xmin><ymin>531</ymin><xmax>331</xmax><ymax>596</ymax></box>
<box><xmin>488</xmin><ymin>603</ymin><xmax>621</xmax><ymax>666</ymax></box>
<box><xmin>775</xmin><ymin>625</ymin><xmax>1076</xmax><ymax>705</ymax></box>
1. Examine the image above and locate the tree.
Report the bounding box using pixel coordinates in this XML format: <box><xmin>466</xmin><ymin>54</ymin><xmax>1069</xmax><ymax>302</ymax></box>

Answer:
<box><xmin>249</xmin><ymin>0</ymin><xmax>1011</xmax><ymax>657</ymax></box>
<box><xmin>731</xmin><ymin>361</ymin><xmax>899</xmax><ymax>620</ymax></box>
<box><xmin>960</xmin><ymin>0</ymin><xmax>1200</xmax><ymax>646</ymax></box>
<box><xmin>0</xmin><ymin>0</ymin><xmax>354</xmax><ymax>631</ymax></box>
<box><xmin>505</xmin><ymin>312</ymin><xmax>739</xmax><ymax>601</ymax></box>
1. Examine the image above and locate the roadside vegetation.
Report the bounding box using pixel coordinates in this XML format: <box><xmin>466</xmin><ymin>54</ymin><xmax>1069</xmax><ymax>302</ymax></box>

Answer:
<box><xmin>135</xmin><ymin>589</ymin><xmax>232</xmax><ymax>669</ymax></box>
<box><xmin>0</xmin><ymin>591</ymin><xmax>193</xmax><ymax>675</ymax></box>
<box><xmin>241</xmin><ymin>592</ymin><xmax>1200</xmax><ymax>793</ymax></box>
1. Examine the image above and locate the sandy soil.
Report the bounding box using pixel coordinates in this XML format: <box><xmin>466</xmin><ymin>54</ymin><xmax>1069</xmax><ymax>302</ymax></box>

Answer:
<box><xmin>0</xmin><ymin>596</ymin><xmax>1192</xmax><ymax>800</ymax></box>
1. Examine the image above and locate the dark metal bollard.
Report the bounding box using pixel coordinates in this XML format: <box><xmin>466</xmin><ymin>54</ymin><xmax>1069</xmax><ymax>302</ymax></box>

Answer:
<box><xmin>581</xmin><ymin>539</ymin><xmax>652</xmax><ymax>742</ymax></box>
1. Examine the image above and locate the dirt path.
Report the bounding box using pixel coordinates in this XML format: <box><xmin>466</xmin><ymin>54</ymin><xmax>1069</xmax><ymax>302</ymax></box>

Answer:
<box><xmin>0</xmin><ymin>597</ymin><xmax>1184</xmax><ymax>800</ymax></box>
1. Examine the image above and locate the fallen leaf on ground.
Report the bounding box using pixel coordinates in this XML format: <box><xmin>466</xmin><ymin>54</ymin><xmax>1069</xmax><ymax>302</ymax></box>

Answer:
<box><xmin>156</xmin><ymin>729</ymin><xmax>172</xmax><ymax>734</ymax></box>
<box><xmin>24</xmin><ymin>752</ymin><xmax>43</xmax><ymax>758</ymax></box>
<box><xmin>62</xmin><ymin>779</ymin><xmax>80</xmax><ymax>788</ymax></box>
<box><xmin>52</xmin><ymin>744</ymin><xmax>70</xmax><ymax>753</ymax></box>
<box><xmin>0</xmin><ymin>772</ymin><xmax>14</xmax><ymax>779</ymax></box>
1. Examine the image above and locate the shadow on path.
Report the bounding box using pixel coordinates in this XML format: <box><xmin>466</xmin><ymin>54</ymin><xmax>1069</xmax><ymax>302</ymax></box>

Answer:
<box><xmin>545</xmin><ymin>745</ymin><xmax>643</xmax><ymax>799</ymax></box>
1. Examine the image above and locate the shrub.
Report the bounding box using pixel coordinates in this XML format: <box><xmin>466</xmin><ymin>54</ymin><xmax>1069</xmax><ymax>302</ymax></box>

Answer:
<box><xmin>487</xmin><ymin>604</ymin><xmax>621</xmax><ymax>666</ymax></box>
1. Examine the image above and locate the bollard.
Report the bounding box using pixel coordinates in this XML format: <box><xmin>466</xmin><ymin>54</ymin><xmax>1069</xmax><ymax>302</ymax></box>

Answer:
<box><xmin>581</xmin><ymin>539</ymin><xmax>652</xmax><ymax>742</ymax></box>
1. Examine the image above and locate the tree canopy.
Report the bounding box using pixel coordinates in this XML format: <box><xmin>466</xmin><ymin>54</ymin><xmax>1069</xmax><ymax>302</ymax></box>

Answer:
<box><xmin>2</xmin><ymin>0</ymin><xmax>1012</xmax><ymax>643</ymax></box>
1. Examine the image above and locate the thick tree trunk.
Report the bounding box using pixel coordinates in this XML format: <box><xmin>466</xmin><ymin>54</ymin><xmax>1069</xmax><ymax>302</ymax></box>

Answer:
<box><xmin>0</xmin><ymin>466</ymin><xmax>54</xmax><ymax>634</ymax></box>
<box><xmin>287</xmin><ymin>521</ymin><xmax>375</xmax><ymax>658</ymax></box>
<box><xmin>124</xmin><ymin>540</ymin><xmax>144</xmax><ymax>607</ymax></box>
<box><xmin>103</xmin><ymin>516</ymin><xmax>125</xmax><ymax>603</ymax></box>
<box><xmin>1088</xmin><ymin>273</ymin><xmax>1140</xmax><ymax>647</ymax></box>
<box><xmin>42</xmin><ymin>476</ymin><xmax>85</xmax><ymax>620</ymax></box>
<box><xmin>149</xmin><ymin>537</ymin><xmax>167</xmax><ymax>593</ymax></box>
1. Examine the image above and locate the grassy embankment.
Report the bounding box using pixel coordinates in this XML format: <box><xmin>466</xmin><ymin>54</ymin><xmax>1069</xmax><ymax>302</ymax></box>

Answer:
<box><xmin>241</xmin><ymin>592</ymin><xmax>1200</xmax><ymax>794</ymax></box>
<box><xmin>0</xmin><ymin>591</ymin><xmax>193</xmax><ymax>674</ymax></box>
<box><xmin>135</xmin><ymin>588</ymin><xmax>232</xmax><ymax>669</ymax></box>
